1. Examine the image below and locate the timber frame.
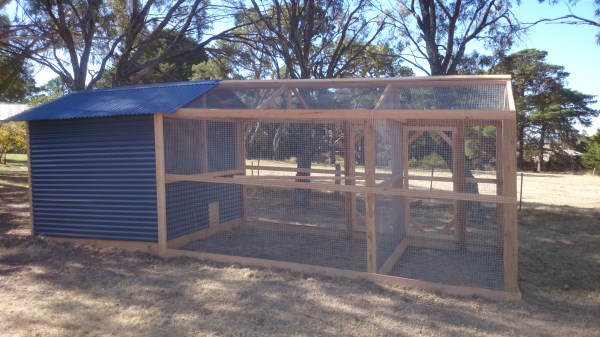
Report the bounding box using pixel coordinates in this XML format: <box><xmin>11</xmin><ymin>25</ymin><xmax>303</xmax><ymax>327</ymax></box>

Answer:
<box><xmin>31</xmin><ymin>76</ymin><xmax>518</xmax><ymax>301</ymax></box>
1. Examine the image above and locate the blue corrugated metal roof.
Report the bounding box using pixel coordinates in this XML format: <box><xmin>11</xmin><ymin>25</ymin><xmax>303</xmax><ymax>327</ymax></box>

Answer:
<box><xmin>8</xmin><ymin>80</ymin><xmax>219</xmax><ymax>121</ymax></box>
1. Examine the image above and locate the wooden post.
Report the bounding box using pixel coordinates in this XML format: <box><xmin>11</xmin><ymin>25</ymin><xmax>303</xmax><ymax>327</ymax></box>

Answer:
<box><xmin>154</xmin><ymin>114</ymin><xmax>168</xmax><ymax>256</ymax></box>
<box><xmin>344</xmin><ymin>121</ymin><xmax>356</xmax><ymax>235</ymax></box>
<box><xmin>390</xmin><ymin>121</ymin><xmax>404</xmax><ymax>238</ymax></box>
<box><xmin>236</xmin><ymin>120</ymin><xmax>247</xmax><ymax>225</ymax></box>
<box><xmin>364</xmin><ymin>120</ymin><xmax>377</xmax><ymax>273</ymax></box>
<box><xmin>453</xmin><ymin>121</ymin><xmax>467</xmax><ymax>247</ymax></box>
<box><xmin>25</xmin><ymin>122</ymin><xmax>34</xmax><ymax>236</ymax></box>
<box><xmin>502</xmin><ymin>118</ymin><xmax>519</xmax><ymax>294</ymax></box>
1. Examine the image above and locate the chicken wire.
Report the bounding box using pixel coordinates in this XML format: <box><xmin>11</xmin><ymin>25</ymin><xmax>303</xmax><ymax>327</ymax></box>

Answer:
<box><xmin>163</xmin><ymin>81</ymin><xmax>510</xmax><ymax>292</ymax></box>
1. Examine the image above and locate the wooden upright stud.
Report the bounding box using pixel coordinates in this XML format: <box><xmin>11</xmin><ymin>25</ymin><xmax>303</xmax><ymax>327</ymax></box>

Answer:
<box><xmin>364</xmin><ymin>120</ymin><xmax>377</xmax><ymax>273</ymax></box>
<box><xmin>154</xmin><ymin>114</ymin><xmax>168</xmax><ymax>256</ymax></box>
<box><xmin>453</xmin><ymin>121</ymin><xmax>467</xmax><ymax>247</ymax></box>
<box><xmin>502</xmin><ymin>118</ymin><xmax>519</xmax><ymax>294</ymax></box>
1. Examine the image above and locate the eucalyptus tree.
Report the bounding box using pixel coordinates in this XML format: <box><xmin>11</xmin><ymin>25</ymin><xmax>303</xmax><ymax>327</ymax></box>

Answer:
<box><xmin>384</xmin><ymin>0</ymin><xmax>520</xmax><ymax>75</ymax></box>
<box><xmin>8</xmin><ymin>0</ymin><xmax>245</xmax><ymax>90</ymax></box>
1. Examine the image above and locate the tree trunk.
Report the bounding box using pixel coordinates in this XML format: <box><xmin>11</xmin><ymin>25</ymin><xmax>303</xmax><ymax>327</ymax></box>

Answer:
<box><xmin>537</xmin><ymin>127</ymin><xmax>546</xmax><ymax>172</ymax></box>
<box><xmin>517</xmin><ymin>125</ymin><xmax>525</xmax><ymax>170</ymax></box>
<box><xmin>293</xmin><ymin>124</ymin><xmax>313</xmax><ymax>206</ymax></box>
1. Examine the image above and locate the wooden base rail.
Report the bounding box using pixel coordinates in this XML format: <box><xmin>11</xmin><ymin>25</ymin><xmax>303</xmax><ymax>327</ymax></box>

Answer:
<box><xmin>165</xmin><ymin>173</ymin><xmax>516</xmax><ymax>204</ymax></box>
<box><xmin>164</xmin><ymin>248</ymin><xmax>521</xmax><ymax>301</ymax></box>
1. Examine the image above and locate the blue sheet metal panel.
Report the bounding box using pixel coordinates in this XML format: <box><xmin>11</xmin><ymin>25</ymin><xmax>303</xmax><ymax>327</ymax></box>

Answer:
<box><xmin>29</xmin><ymin>115</ymin><xmax>158</xmax><ymax>242</ymax></box>
<box><xmin>9</xmin><ymin>80</ymin><xmax>219</xmax><ymax>121</ymax></box>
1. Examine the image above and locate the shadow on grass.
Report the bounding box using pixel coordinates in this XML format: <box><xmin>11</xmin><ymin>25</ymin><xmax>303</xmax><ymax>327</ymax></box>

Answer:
<box><xmin>0</xmin><ymin>172</ymin><xmax>29</xmax><ymax>235</ymax></box>
<box><xmin>0</xmin><ymin>239</ymin><xmax>541</xmax><ymax>337</ymax></box>
<box><xmin>518</xmin><ymin>202</ymin><xmax>600</xmax><ymax>316</ymax></box>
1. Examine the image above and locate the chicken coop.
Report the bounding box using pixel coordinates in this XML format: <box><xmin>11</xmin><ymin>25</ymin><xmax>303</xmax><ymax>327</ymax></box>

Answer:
<box><xmin>11</xmin><ymin>76</ymin><xmax>519</xmax><ymax>300</ymax></box>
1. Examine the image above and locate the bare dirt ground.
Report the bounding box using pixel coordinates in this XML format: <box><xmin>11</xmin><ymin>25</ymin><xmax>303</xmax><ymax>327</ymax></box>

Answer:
<box><xmin>1</xmin><ymin>164</ymin><xmax>599</xmax><ymax>337</ymax></box>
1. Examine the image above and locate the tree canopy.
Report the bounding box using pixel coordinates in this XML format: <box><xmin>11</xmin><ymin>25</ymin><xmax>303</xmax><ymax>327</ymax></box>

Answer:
<box><xmin>492</xmin><ymin>48</ymin><xmax>598</xmax><ymax>171</ymax></box>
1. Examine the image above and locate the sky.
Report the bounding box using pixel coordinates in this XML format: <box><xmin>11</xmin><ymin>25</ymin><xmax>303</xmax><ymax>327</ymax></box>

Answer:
<box><xmin>26</xmin><ymin>0</ymin><xmax>600</xmax><ymax>133</ymax></box>
<box><xmin>512</xmin><ymin>0</ymin><xmax>600</xmax><ymax>134</ymax></box>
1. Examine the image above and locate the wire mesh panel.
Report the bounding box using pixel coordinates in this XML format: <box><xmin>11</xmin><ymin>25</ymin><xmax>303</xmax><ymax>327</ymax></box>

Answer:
<box><xmin>164</xmin><ymin>77</ymin><xmax>517</xmax><ymax>297</ymax></box>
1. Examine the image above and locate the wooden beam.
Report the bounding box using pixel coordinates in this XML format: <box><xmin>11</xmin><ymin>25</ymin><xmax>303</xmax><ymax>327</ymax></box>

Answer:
<box><xmin>164</xmin><ymin>173</ymin><xmax>515</xmax><ymax>204</ymax></box>
<box><xmin>377</xmin><ymin>239</ymin><xmax>408</xmax><ymax>275</ymax></box>
<box><xmin>255</xmin><ymin>85</ymin><xmax>287</xmax><ymax>109</ymax></box>
<box><xmin>165</xmin><ymin>248</ymin><xmax>521</xmax><ymax>301</ymax></box>
<box><xmin>408</xmin><ymin>130</ymin><xmax>424</xmax><ymax>144</ymax></box>
<box><xmin>292</xmin><ymin>88</ymin><xmax>310</xmax><ymax>109</ymax></box>
<box><xmin>453</xmin><ymin>121</ymin><xmax>467</xmax><ymax>247</ymax></box>
<box><xmin>25</xmin><ymin>122</ymin><xmax>34</xmax><ymax>236</ymax></box>
<box><xmin>374</xmin><ymin>84</ymin><xmax>393</xmax><ymax>110</ymax></box>
<box><xmin>435</xmin><ymin>130</ymin><xmax>454</xmax><ymax>148</ymax></box>
<box><xmin>215</xmin><ymin>75</ymin><xmax>512</xmax><ymax>89</ymax></box>
<box><xmin>174</xmin><ymin>108</ymin><xmax>515</xmax><ymax>121</ymax></box>
<box><xmin>502</xmin><ymin>118</ymin><xmax>519</xmax><ymax>294</ymax></box>
<box><xmin>154</xmin><ymin>114</ymin><xmax>167</xmax><ymax>257</ymax></box>
<box><xmin>506</xmin><ymin>80</ymin><xmax>516</xmax><ymax>111</ymax></box>
<box><xmin>246</xmin><ymin>165</ymin><xmax>343</xmax><ymax>175</ymax></box>
<box><xmin>364</xmin><ymin>120</ymin><xmax>377</xmax><ymax>273</ymax></box>
<box><xmin>390</xmin><ymin>120</ymin><xmax>405</xmax><ymax>245</ymax></box>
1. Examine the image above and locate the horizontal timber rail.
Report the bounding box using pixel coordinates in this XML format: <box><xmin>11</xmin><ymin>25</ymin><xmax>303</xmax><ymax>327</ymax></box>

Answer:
<box><xmin>165</xmin><ymin>248</ymin><xmax>521</xmax><ymax>301</ymax></box>
<box><xmin>165</xmin><ymin>173</ymin><xmax>515</xmax><ymax>204</ymax></box>
<box><xmin>174</xmin><ymin>108</ymin><xmax>515</xmax><ymax>121</ymax></box>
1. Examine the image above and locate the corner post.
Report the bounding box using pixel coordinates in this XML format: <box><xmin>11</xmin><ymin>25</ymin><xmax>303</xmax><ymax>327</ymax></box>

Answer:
<box><xmin>154</xmin><ymin>114</ymin><xmax>167</xmax><ymax>256</ymax></box>
<box><xmin>502</xmin><ymin>117</ymin><xmax>518</xmax><ymax>294</ymax></box>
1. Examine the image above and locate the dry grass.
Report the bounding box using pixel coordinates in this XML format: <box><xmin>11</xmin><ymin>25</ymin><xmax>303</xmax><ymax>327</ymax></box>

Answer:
<box><xmin>1</xmin><ymin>163</ymin><xmax>599</xmax><ymax>337</ymax></box>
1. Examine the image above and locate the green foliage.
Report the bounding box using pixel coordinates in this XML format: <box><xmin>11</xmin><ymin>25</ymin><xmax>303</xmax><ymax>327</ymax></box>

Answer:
<box><xmin>0</xmin><ymin>13</ymin><xmax>35</xmax><ymax>102</ymax></box>
<box><xmin>0</xmin><ymin>121</ymin><xmax>27</xmax><ymax>164</ymax></box>
<box><xmin>27</xmin><ymin>78</ymin><xmax>70</xmax><ymax>107</ymax></box>
<box><xmin>408</xmin><ymin>153</ymin><xmax>448</xmax><ymax>170</ymax></box>
<box><xmin>466</xmin><ymin>126</ymin><xmax>497</xmax><ymax>170</ymax></box>
<box><xmin>582</xmin><ymin>130</ymin><xmax>600</xmax><ymax>170</ymax></box>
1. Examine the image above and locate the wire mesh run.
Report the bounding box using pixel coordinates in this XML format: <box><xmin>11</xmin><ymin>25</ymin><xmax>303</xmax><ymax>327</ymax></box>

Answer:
<box><xmin>160</xmin><ymin>77</ymin><xmax>517</xmax><ymax>295</ymax></box>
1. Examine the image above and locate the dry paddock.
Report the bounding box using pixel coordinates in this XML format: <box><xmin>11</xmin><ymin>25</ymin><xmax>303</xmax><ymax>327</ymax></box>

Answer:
<box><xmin>1</xmin><ymin>165</ymin><xmax>599</xmax><ymax>337</ymax></box>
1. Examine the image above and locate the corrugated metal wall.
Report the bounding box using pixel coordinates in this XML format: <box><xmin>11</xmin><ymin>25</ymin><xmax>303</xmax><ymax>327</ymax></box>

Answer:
<box><xmin>29</xmin><ymin>115</ymin><xmax>158</xmax><ymax>242</ymax></box>
<box><xmin>164</xmin><ymin>119</ymin><xmax>243</xmax><ymax>241</ymax></box>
